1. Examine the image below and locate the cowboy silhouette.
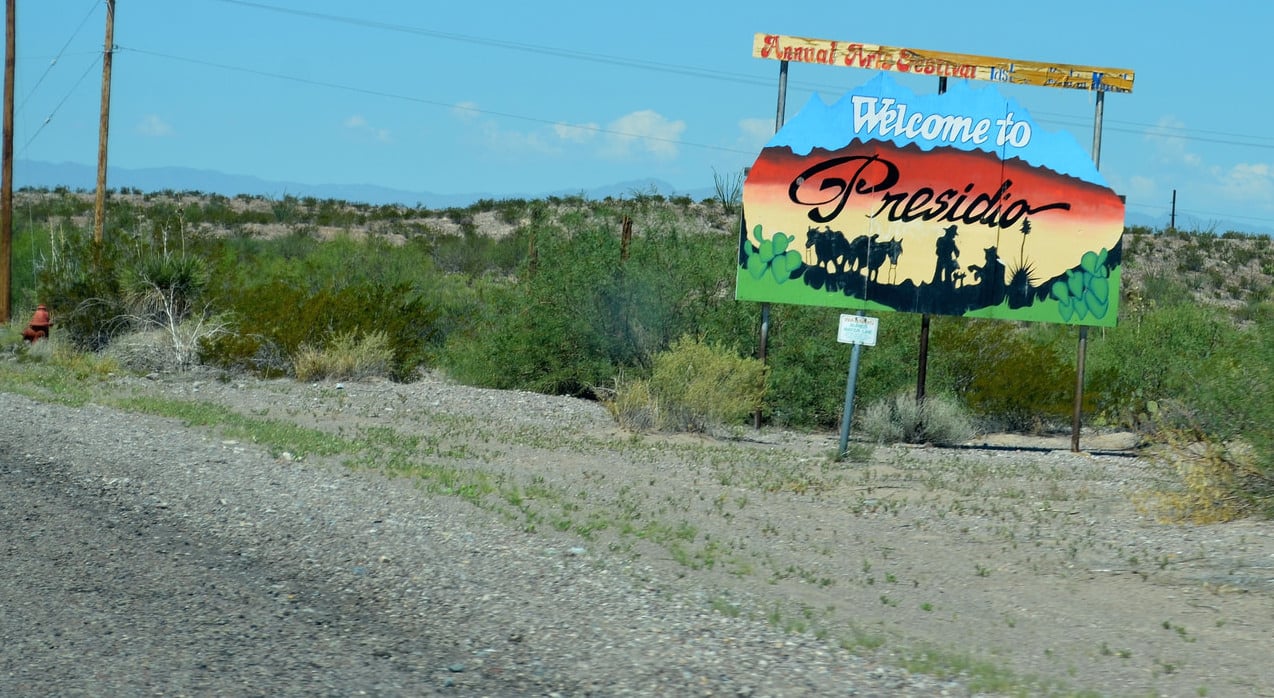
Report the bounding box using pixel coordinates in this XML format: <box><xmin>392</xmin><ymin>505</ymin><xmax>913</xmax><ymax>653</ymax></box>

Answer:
<box><xmin>932</xmin><ymin>225</ymin><xmax>961</xmax><ymax>286</ymax></box>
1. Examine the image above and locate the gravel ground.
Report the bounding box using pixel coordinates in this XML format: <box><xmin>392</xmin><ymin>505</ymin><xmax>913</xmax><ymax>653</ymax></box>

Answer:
<box><xmin>3</xmin><ymin>369</ymin><xmax>1273</xmax><ymax>697</ymax></box>
<box><xmin>1</xmin><ymin>375</ymin><xmax>970</xmax><ymax>697</ymax></box>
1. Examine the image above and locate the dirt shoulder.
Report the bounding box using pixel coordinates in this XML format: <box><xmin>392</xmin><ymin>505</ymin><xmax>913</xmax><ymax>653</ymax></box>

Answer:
<box><xmin>9</xmin><ymin>370</ymin><xmax>1274</xmax><ymax>697</ymax></box>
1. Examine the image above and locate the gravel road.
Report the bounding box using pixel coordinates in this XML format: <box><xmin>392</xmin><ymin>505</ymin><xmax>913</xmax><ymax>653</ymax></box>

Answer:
<box><xmin>0</xmin><ymin>381</ymin><xmax>972</xmax><ymax>697</ymax></box>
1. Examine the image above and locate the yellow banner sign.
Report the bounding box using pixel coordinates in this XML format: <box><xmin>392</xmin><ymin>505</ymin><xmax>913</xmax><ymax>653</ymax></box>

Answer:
<box><xmin>753</xmin><ymin>33</ymin><xmax>1134</xmax><ymax>93</ymax></box>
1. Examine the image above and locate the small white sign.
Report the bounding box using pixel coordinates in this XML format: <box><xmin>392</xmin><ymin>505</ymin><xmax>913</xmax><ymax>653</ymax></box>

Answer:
<box><xmin>837</xmin><ymin>314</ymin><xmax>879</xmax><ymax>346</ymax></box>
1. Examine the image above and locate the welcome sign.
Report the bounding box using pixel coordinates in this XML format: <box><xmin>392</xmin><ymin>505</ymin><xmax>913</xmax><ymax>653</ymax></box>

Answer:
<box><xmin>736</xmin><ymin>73</ymin><xmax>1125</xmax><ymax>326</ymax></box>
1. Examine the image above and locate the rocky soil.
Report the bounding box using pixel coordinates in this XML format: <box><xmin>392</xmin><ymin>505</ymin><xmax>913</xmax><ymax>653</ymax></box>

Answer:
<box><xmin>3</xmin><ymin>369</ymin><xmax>1274</xmax><ymax>697</ymax></box>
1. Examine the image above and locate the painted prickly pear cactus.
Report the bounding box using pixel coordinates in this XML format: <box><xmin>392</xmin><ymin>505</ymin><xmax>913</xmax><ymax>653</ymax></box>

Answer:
<box><xmin>735</xmin><ymin>73</ymin><xmax>1124</xmax><ymax>327</ymax></box>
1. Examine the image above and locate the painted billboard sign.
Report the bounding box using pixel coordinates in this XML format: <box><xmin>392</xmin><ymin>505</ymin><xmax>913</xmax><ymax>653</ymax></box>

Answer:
<box><xmin>752</xmin><ymin>33</ymin><xmax>1135</xmax><ymax>93</ymax></box>
<box><xmin>735</xmin><ymin>73</ymin><xmax>1125</xmax><ymax>326</ymax></box>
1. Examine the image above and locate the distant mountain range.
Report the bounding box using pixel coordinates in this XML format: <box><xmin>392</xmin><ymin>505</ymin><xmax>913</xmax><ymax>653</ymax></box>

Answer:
<box><xmin>14</xmin><ymin>160</ymin><xmax>716</xmax><ymax>210</ymax></box>
<box><xmin>17</xmin><ymin>159</ymin><xmax>1265</xmax><ymax>235</ymax></box>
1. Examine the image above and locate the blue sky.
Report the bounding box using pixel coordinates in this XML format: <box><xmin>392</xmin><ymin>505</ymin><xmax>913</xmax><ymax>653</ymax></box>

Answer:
<box><xmin>14</xmin><ymin>0</ymin><xmax>1274</xmax><ymax>233</ymax></box>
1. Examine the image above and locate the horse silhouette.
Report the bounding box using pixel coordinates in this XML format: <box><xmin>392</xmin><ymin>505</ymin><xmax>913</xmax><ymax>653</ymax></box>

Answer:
<box><xmin>805</xmin><ymin>227</ymin><xmax>870</xmax><ymax>275</ymax></box>
<box><xmin>866</xmin><ymin>237</ymin><xmax>903</xmax><ymax>283</ymax></box>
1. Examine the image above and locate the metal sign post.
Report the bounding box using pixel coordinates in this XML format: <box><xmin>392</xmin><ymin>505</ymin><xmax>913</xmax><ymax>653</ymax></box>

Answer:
<box><xmin>836</xmin><ymin>313</ymin><xmax>878</xmax><ymax>458</ymax></box>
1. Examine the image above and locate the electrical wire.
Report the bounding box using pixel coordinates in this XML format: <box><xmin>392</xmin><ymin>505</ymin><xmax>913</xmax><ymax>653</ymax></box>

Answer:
<box><xmin>202</xmin><ymin>0</ymin><xmax>1274</xmax><ymax>154</ymax></box>
<box><xmin>119</xmin><ymin>45</ymin><xmax>754</xmax><ymax>156</ymax></box>
<box><xmin>19</xmin><ymin>55</ymin><xmax>102</xmax><ymax>158</ymax></box>
<box><xmin>17</xmin><ymin>0</ymin><xmax>102</xmax><ymax>113</ymax></box>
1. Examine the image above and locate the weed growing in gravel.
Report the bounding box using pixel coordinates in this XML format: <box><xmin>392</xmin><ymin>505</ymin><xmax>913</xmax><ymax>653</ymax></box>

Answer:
<box><xmin>114</xmin><ymin>396</ymin><xmax>351</xmax><ymax>457</ymax></box>
<box><xmin>0</xmin><ymin>339</ymin><xmax>118</xmax><ymax>405</ymax></box>
<box><xmin>899</xmin><ymin>645</ymin><xmax>1089</xmax><ymax>697</ymax></box>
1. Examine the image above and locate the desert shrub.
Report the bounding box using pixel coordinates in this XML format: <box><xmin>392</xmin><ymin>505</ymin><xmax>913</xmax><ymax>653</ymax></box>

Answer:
<box><xmin>440</xmin><ymin>278</ymin><xmax>617</xmax><ymax>396</ymax></box>
<box><xmin>10</xmin><ymin>218</ymin><xmax>56</xmax><ymax>311</ymax></box>
<box><xmin>929</xmin><ymin>319</ymin><xmax>1084</xmax><ymax>432</ymax></box>
<box><xmin>758</xmin><ymin>308</ymin><xmax>919</xmax><ymax>428</ymax></box>
<box><xmin>1137</xmin><ymin>273</ymin><xmax>1193</xmax><ymax>308</ymax></box>
<box><xmin>202</xmin><ymin>280</ymin><xmax>443</xmax><ymax>381</ymax></box>
<box><xmin>439</xmin><ymin>219</ymin><xmax>743</xmax><ymax>397</ymax></box>
<box><xmin>119</xmin><ymin>254</ymin><xmax>209</xmax><ymax>330</ymax></box>
<box><xmin>606</xmin><ymin>336</ymin><xmax>767</xmax><ymax>433</ymax></box>
<box><xmin>15</xmin><ymin>333</ymin><xmax>119</xmax><ymax>380</ymax></box>
<box><xmin>1089</xmin><ymin>302</ymin><xmax>1238</xmax><ymax>428</ymax></box>
<box><xmin>198</xmin><ymin>230</ymin><xmax>473</xmax><ymax>380</ymax></box>
<box><xmin>1087</xmin><ymin>297</ymin><xmax>1274</xmax><ymax>517</ymax></box>
<box><xmin>1135</xmin><ymin>419</ymin><xmax>1273</xmax><ymax>524</ymax></box>
<box><xmin>102</xmin><ymin>329</ymin><xmax>188</xmax><ymax>373</ymax></box>
<box><xmin>36</xmin><ymin>233</ymin><xmax>127</xmax><ymax>351</ymax></box>
<box><xmin>293</xmin><ymin>330</ymin><xmax>393</xmax><ymax>381</ymax></box>
<box><xmin>858</xmin><ymin>392</ymin><xmax>975</xmax><ymax>445</ymax></box>
<box><xmin>602</xmin><ymin>375</ymin><xmax>658</xmax><ymax>432</ymax></box>
<box><xmin>759</xmin><ymin>305</ymin><xmax>852</xmax><ymax>428</ymax></box>
<box><xmin>649</xmin><ymin>336</ymin><xmax>767</xmax><ymax>431</ymax></box>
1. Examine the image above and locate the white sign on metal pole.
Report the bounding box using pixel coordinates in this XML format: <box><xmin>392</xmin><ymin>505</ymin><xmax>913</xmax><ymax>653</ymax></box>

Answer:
<box><xmin>837</xmin><ymin>314</ymin><xmax>878</xmax><ymax>346</ymax></box>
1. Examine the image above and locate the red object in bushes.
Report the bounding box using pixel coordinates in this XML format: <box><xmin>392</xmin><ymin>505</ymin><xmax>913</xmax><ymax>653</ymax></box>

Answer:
<box><xmin>22</xmin><ymin>304</ymin><xmax>52</xmax><ymax>342</ymax></box>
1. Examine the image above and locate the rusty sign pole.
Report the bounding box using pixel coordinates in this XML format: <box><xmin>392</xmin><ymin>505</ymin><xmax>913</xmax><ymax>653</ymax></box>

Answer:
<box><xmin>754</xmin><ymin>59</ymin><xmax>788</xmax><ymax>429</ymax></box>
<box><xmin>915</xmin><ymin>76</ymin><xmax>948</xmax><ymax>406</ymax></box>
<box><xmin>1071</xmin><ymin>89</ymin><xmax>1105</xmax><ymax>452</ymax></box>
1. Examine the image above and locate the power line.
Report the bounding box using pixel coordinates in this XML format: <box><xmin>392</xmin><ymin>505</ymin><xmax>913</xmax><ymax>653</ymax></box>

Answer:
<box><xmin>204</xmin><ymin>0</ymin><xmax>1274</xmax><ymax>153</ymax></box>
<box><xmin>203</xmin><ymin>0</ymin><xmax>777</xmax><ymax>87</ymax></box>
<box><xmin>119</xmin><ymin>46</ymin><xmax>752</xmax><ymax>157</ymax></box>
<box><xmin>19</xmin><ymin>54</ymin><xmax>101</xmax><ymax>157</ymax></box>
<box><xmin>17</xmin><ymin>0</ymin><xmax>101</xmax><ymax>112</ymax></box>
<box><xmin>116</xmin><ymin>49</ymin><xmax>1274</xmax><ymax>231</ymax></box>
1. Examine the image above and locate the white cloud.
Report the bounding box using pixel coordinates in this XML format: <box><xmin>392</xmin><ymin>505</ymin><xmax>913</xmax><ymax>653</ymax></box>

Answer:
<box><xmin>553</xmin><ymin>122</ymin><xmax>598</xmax><ymax>143</ymax></box>
<box><xmin>601</xmin><ymin>110</ymin><xmax>685</xmax><ymax>159</ymax></box>
<box><xmin>738</xmin><ymin>117</ymin><xmax>774</xmax><ymax>149</ymax></box>
<box><xmin>1123</xmin><ymin>174</ymin><xmax>1158</xmax><ymax>202</ymax></box>
<box><xmin>451</xmin><ymin>101</ymin><xmax>482</xmax><ymax>123</ymax></box>
<box><xmin>343</xmin><ymin>114</ymin><xmax>392</xmax><ymax>144</ymax></box>
<box><xmin>451</xmin><ymin>106</ymin><xmax>687</xmax><ymax>161</ymax></box>
<box><xmin>1145</xmin><ymin>116</ymin><xmax>1201</xmax><ymax>167</ymax></box>
<box><xmin>136</xmin><ymin>114</ymin><xmax>173</xmax><ymax>137</ymax></box>
<box><xmin>1214</xmin><ymin>162</ymin><xmax>1274</xmax><ymax>204</ymax></box>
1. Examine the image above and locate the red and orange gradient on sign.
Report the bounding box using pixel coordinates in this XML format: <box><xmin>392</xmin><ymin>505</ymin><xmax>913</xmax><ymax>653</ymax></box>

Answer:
<box><xmin>736</xmin><ymin>74</ymin><xmax>1125</xmax><ymax>326</ymax></box>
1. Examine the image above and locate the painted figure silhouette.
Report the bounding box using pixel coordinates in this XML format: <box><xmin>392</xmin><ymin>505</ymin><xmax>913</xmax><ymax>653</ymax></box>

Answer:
<box><xmin>932</xmin><ymin>225</ymin><xmax>960</xmax><ymax>286</ymax></box>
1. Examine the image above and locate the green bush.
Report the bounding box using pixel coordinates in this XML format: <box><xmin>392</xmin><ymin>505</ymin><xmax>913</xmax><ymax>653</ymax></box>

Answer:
<box><xmin>931</xmin><ymin>319</ymin><xmax>1085</xmax><ymax>432</ymax></box>
<box><xmin>438</xmin><ymin>216</ymin><xmax>744</xmax><ymax>397</ymax></box>
<box><xmin>201</xmin><ymin>280</ymin><xmax>444</xmax><ymax>381</ymax></box>
<box><xmin>858</xmin><ymin>392</ymin><xmax>975</xmax><ymax>445</ymax></box>
<box><xmin>120</xmin><ymin>254</ymin><xmax>209</xmax><ymax>330</ymax></box>
<box><xmin>293</xmin><ymin>330</ymin><xmax>393</xmax><ymax>381</ymax></box>
<box><xmin>37</xmin><ymin>234</ymin><xmax>127</xmax><ymax>351</ymax></box>
<box><xmin>1089</xmin><ymin>302</ymin><xmax>1237</xmax><ymax>427</ymax></box>
<box><xmin>607</xmin><ymin>336</ymin><xmax>767</xmax><ymax>433</ymax></box>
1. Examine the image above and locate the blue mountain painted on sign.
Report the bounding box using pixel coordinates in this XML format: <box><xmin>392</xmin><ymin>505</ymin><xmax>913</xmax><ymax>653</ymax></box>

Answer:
<box><xmin>768</xmin><ymin>73</ymin><xmax>1106</xmax><ymax>186</ymax></box>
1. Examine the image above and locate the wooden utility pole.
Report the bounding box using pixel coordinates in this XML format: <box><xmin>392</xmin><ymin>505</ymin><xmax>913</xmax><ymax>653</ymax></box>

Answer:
<box><xmin>93</xmin><ymin>0</ymin><xmax>115</xmax><ymax>244</ymax></box>
<box><xmin>1</xmin><ymin>0</ymin><xmax>15</xmax><ymax>323</ymax></box>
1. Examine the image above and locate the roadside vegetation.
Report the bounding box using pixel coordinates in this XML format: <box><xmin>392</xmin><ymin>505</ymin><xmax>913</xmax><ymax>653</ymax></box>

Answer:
<box><xmin>4</xmin><ymin>186</ymin><xmax>1274</xmax><ymax>520</ymax></box>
